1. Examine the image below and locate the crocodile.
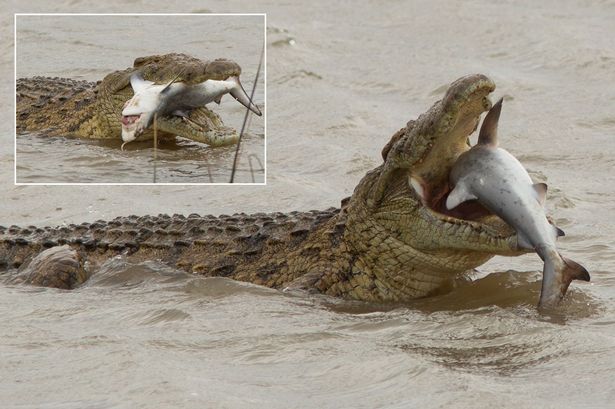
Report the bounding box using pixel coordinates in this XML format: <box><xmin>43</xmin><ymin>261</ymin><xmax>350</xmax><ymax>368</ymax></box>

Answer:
<box><xmin>4</xmin><ymin>74</ymin><xmax>544</xmax><ymax>301</ymax></box>
<box><xmin>16</xmin><ymin>53</ymin><xmax>259</xmax><ymax>147</ymax></box>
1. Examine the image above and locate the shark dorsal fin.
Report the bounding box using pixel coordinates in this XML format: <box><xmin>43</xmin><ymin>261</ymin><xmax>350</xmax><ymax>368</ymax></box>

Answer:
<box><xmin>478</xmin><ymin>97</ymin><xmax>503</xmax><ymax>146</ymax></box>
<box><xmin>533</xmin><ymin>182</ymin><xmax>548</xmax><ymax>206</ymax></box>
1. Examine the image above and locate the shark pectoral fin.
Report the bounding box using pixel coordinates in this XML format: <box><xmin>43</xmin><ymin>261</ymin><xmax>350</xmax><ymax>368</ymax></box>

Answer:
<box><xmin>533</xmin><ymin>182</ymin><xmax>548</xmax><ymax>205</ymax></box>
<box><xmin>227</xmin><ymin>76</ymin><xmax>262</xmax><ymax>116</ymax></box>
<box><xmin>478</xmin><ymin>97</ymin><xmax>503</xmax><ymax>146</ymax></box>
<box><xmin>445</xmin><ymin>182</ymin><xmax>477</xmax><ymax>210</ymax></box>
<box><xmin>129</xmin><ymin>72</ymin><xmax>155</xmax><ymax>93</ymax></box>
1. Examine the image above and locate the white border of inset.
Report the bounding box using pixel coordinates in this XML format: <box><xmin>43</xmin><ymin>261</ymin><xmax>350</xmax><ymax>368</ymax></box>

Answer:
<box><xmin>14</xmin><ymin>13</ymin><xmax>267</xmax><ymax>186</ymax></box>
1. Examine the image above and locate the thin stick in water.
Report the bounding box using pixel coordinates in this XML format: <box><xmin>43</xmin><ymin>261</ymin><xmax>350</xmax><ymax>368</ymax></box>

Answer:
<box><xmin>230</xmin><ymin>46</ymin><xmax>264</xmax><ymax>183</ymax></box>
<box><xmin>247</xmin><ymin>154</ymin><xmax>264</xmax><ymax>183</ymax></box>
<box><xmin>153</xmin><ymin>112</ymin><xmax>158</xmax><ymax>183</ymax></box>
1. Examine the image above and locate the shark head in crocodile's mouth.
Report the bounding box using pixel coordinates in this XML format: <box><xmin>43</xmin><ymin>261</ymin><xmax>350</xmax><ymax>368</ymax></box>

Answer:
<box><xmin>343</xmin><ymin>74</ymin><xmax>521</xmax><ymax>288</ymax></box>
<box><xmin>120</xmin><ymin>71</ymin><xmax>262</xmax><ymax>149</ymax></box>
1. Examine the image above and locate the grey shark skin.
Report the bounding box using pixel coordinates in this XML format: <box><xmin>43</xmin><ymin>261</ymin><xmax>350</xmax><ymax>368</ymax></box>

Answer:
<box><xmin>446</xmin><ymin>98</ymin><xmax>589</xmax><ymax>308</ymax></box>
<box><xmin>121</xmin><ymin>73</ymin><xmax>261</xmax><ymax>147</ymax></box>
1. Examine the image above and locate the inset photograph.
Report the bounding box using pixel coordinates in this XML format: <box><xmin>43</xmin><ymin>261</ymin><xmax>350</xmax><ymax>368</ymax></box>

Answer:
<box><xmin>15</xmin><ymin>14</ymin><xmax>265</xmax><ymax>184</ymax></box>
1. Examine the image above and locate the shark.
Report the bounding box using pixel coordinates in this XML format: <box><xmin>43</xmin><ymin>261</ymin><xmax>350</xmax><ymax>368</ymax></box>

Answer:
<box><xmin>446</xmin><ymin>98</ymin><xmax>590</xmax><ymax>308</ymax></box>
<box><xmin>121</xmin><ymin>72</ymin><xmax>262</xmax><ymax>149</ymax></box>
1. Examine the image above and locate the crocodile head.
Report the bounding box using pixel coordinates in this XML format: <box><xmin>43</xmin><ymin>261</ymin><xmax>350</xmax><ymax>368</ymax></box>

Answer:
<box><xmin>339</xmin><ymin>74</ymin><xmax>524</xmax><ymax>301</ymax></box>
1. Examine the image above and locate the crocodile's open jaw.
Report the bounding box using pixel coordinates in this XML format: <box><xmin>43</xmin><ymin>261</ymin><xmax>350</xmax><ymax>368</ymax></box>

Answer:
<box><xmin>373</xmin><ymin>74</ymin><xmax>499</xmax><ymax>226</ymax></box>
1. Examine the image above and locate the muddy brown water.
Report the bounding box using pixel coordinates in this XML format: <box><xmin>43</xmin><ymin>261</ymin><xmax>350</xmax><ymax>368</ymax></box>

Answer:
<box><xmin>1</xmin><ymin>1</ymin><xmax>615</xmax><ymax>408</ymax></box>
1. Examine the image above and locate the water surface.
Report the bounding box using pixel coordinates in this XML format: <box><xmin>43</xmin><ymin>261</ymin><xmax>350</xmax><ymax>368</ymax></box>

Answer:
<box><xmin>1</xmin><ymin>1</ymin><xmax>614</xmax><ymax>408</ymax></box>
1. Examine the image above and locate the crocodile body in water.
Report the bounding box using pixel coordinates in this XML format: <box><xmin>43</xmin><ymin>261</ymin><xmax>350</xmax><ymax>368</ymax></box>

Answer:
<box><xmin>4</xmin><ymin>74</ymin><xmax>557</xmax><ymax>302</ymax></box>
<box><xmin>16</xmin><ymin>53</ymin><xmax>258</xmax><ymax>147</ymax></box>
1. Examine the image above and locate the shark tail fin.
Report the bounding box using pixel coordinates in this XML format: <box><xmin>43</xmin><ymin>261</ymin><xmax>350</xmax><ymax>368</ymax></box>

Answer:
<box><xmin>538</xmin><ymin>253</ymin><xmax>589</xmax><ymax>309</ymax></box>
